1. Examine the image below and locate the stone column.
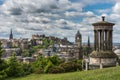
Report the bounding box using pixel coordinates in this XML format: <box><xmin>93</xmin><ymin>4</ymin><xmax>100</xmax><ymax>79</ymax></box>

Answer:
<box><xmin>111</xmin><ymin>30</ymin><xmax>113</xmax><ymax>50</ymax></box>
<box><xmin>85</xmin><ymin>61</ymin><xmax>88</xmax><ymax>70</ymax></box>
<box><xmin>105</xmin><ymin>30</ymin><xmax>107</xmax><ymax>50</ymax></box>
<box><xmin>101</xmin><ymin>30</ymin><xmax>104</xmax><ymax>50</ymax></box>
<box><xmin>85</xmin><ymin>59</ymin><xmax>89</xmax><ymax>71</ymax></box>
<box><xmin>95</xmin><ymin>30</ymin><xmax>99</xmax><ymax>50</ymax></box>
<box><xmin>110</xmin><ymin>30</ymin><xmax>113</xmax><ymax>50</ymax></box>
<box><xmin>99</xmin><ymin>58</ymin><xmax>103</xmax><ymax>69</ymax></box>
<box><xmin>94</xmin><ymin>30</ymin><xmax>97</xmax><ymax>50</ymax></box>
<box><xmin>100</xmin><ymin>30</ymin><xmax>102</xmax><ymax>50</ymax></box>
<box><xmin>116</xmin><ymin>62</ymin><xmax>119</xmax><ymax>66</ymax></box>
<box><xmin>96</xmin><ymin>30</ymin><xmax>99</xmax><ymax>51</ymax></box>
<box><xmin>100</xmin><ymin>63</ymin><xmax>103</xmax><ymax>69</ymax></box>
<box><xmin>107</xmin><ymin>30</ymin><xmax>110</xmax><ymax>50</ymax></box>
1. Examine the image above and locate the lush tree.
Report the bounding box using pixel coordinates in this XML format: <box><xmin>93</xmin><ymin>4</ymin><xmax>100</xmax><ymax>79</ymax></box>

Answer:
<box><xmin>0</xmin><ymin>70</ymin><xmax>7</xmax><ymax>80</ymax></box>
<box><xmin>7</xmin><ymin>53</ymin><xmax>24</xmax><ymax>77</ymax></box>
<box><xmin>29</xmin><ymin>45</ymin><xmax>42</xmax><ymax>56</ymax></box>
<box><xmin>42</xmin><ymin>38</ymin><xmax>54</xmax><ymax>49</ymax></box>
<box><xmin>32</xmin><ymin>55</ymin><xmax>62</xmax><ymax>73</ymax></box>
<box><xmin>32</xmin><ymin>55</ymin><xmax>48</xmax><ymax>69</ymax></box>
<box><xmin>82</xmin><ymin>46</ymin><xmax>87</xmax><ymax>56</ymax></box>
<box><xmin>0</xmin><ymin>42</ymin><xmax>8</xmax><ymax>80</ymax></box>
<box><xmin>49</xmin><ymin>40</ymin><xmax>54</xmax><ymax>45</ymax></box>
<box><xmin>47</xmin><ymin>55</ymin><xmax>62</xmax><ymax>66</ymax></box>
<box><xmin>22</xmin><ymin>63</ymin><xmax>33</xmax><ymax>75</ymax></box>
<box><xmin>44</xmin><ymin>61</ymin><xmax>54</xmax><ymax>73</ymax></box>
<box><xmin>22</xmin><ymin>50</ymin><xmax>30</xmax><ymax>57</ymax></box>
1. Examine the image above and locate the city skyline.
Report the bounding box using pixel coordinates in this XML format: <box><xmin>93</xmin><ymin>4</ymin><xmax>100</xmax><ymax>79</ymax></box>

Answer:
<box><xmin>0</xmin><ymin>0</ymin><xmax>120</xmax><ymax>43</ymax></box>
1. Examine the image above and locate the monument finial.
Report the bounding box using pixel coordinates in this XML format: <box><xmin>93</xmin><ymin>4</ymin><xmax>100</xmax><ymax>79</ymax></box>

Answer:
<box><xmin>102</xmin><ymin>16</ymin><xmax>105</xmax><ymax>21</ymax></box>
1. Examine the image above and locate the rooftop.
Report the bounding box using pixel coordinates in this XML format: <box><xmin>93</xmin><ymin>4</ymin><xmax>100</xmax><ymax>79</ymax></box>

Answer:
<box><xmin>92</xmin><ymin>16</ymin><xmax>115</xmax><ymax>26</ymax></box>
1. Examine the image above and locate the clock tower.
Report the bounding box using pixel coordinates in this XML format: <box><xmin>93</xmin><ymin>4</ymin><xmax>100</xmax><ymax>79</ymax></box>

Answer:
<box><xmin>75</xmin><ymin>30</ymin><xmax>82</xmax><ymax>47</ymax></box>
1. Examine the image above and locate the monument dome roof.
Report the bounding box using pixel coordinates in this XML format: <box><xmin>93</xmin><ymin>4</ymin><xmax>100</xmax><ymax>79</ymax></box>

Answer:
<box><xmin>92</xmin><ymin>16</ymin><xmax>115</xmax><ymax>26</ymax></box>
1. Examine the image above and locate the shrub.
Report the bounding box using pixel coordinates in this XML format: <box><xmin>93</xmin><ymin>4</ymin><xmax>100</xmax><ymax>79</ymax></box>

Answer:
<box><xmin>32</xmin><ymin>55</ymin><xmax>48</xmax><ymax>69</ymax></box>
<box><xmin>60</xmin><ymin>62</ymin><xmax>82</xmax><ymax>72</ymax></box>
<box><xmin>74</xmin><ymin>63</ymin><xmax>82</xmax><ymax>71</ymax></box>
<box><xmin>34</xmin><ymin>67</ymin><xmax>44</xmax><ymax>74</ymax></box>
<box><xmin>77</xmin><ymin>60</ymin><xmax>82</xmax><ymax>65</ymax></box>
<box><xmin>22</xmin><ymin>63</ymin><xmax>33</xmax><ymax>75</ymax></box>
<box><xmin>60</xmin><ymin>62</ymin><xmax>75</xmax><ymax>72</ymax></box>
<box><xmin>44</xmin><ymin>61</ymin><xmax>54</xmax><ymax>73</ymax></box>
<box><xmin>48</xmin><ymin>55</ymin><xmax>62</xmax><ymax>65</ymax></box>
<box><xmin>48</xmin><ymin>66</ymin><xmax>65</xmax><ymax>73</ymax></box>
<box><xmin>0</xmin><ymin>70</ymin><xmax>7</xmax><ymax>80</ymax></box>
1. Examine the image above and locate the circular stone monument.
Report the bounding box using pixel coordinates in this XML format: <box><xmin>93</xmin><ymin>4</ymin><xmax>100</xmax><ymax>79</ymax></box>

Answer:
<box><xmin>89</xmin><ymin>16</ymin><xmax>117</xmax><ymax>69</ymax></box>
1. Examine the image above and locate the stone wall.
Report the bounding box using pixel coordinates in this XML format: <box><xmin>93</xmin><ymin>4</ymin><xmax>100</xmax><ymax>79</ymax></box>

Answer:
<box><xmin>89</xmin><ymin>57</ymin><xmax>116</xmax><ymax>66</ymax></box>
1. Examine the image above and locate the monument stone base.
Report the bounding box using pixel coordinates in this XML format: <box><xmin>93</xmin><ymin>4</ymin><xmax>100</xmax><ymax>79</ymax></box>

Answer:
<box><xmin>89</xmin><ymin>50</ymin><xmax>117</xmax><ymax>69</ymax></box>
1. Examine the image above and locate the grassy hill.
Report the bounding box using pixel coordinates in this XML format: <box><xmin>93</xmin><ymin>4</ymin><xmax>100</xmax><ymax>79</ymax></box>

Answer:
<box><xmin>7</xmin><ymin>66</ymin><xmax>120</xmax><ymax>80</ymax></box>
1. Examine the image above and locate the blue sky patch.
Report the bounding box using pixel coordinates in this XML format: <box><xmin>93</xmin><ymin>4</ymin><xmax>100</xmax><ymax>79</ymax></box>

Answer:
<box><xmin>83</xmin><ymin>3</ymin><xmax>114</xmax><ymax>14</ymax></box>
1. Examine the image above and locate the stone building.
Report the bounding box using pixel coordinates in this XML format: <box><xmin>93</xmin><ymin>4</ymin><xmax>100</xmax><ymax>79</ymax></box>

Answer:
<box><xmin>31</xmin><ymin>34</ymin><xmax>72</xmax><ymax>46</ymax></box>
<box><xmin>19</xmin><ymin>38</ymin><xmax>30</xmax><ymax>50</ymax></box>
<box><xmin>74</xmin><ymin>30</ymin><xmax>82</xmax><ymax>59</ymax></box>
<box><xmin>75</xmin><ymin>30</ymin><xmax>82</xmax><ymax>47</ymax></box>
<box><xmin>89</xmin><ymin>16</ymin><xmax>117</xmax><ymax>69</ymax></box>
<box><xmin>2</xmin><ymin>48</ymin><xmax>21</xmax><ymax>58</ymax></box>
<box><xmin>58</xmin><ymin>30</ymin><xmax>83</xmax><ymax>60</ymax></box>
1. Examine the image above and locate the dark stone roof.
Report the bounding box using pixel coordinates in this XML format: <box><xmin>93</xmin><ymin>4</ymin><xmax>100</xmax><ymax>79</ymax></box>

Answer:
<box><xmin>92</xmin><ymin>16</ymin><xmax>115</xmax><ymax>26</ymax></box>
<box><xmin>92</xmin><ymin>21</ymin><xmax>115</xmax><ymax>26</ymax></box>
<box><xmin>90</xmin><ymin>50</ymin><xmax>117</xmax><ymax>58</ymax></box>
<box><xmin>76</xmin><ymin>30</ymin><xmax>81</xmax><ymax>37</ymax></box>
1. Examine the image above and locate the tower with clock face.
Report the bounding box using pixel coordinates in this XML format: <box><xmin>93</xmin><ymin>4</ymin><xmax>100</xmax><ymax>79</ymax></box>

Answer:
<box><xmin>74</xmin><ymin>30</ymin><xmax>82</xmax><ymax>59</ymax></box>
<box><xmin>75</xmin><ymin>30</ymin><xmax>82</xmax><ymax>47</ymax></box>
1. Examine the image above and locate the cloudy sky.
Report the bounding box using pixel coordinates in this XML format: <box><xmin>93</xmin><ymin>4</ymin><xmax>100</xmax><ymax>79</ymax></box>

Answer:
<box><xmin>0</xmin><ymin>0</ymin><xmax>120</xmax><ymax>43</ymax></box>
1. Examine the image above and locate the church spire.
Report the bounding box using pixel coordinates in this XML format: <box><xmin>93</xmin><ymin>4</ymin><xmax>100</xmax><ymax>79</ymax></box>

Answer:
<box><xmin>9</xmin><ymin>29</ymin><xmax>13</xmax><ymax>40</ymax></box>
<box><xmin>87</xmin><ymin>36</ymin><xmax>90</xmax><ymax>47</ymax></box>
<box><xmin>86</xmin><ymin>36</ymin><xmax>91</xmax><ymax>56</ymax></box>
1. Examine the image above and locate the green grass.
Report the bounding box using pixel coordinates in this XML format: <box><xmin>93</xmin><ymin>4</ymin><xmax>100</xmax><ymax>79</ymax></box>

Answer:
<box><xmin>6</xmin><ymin>66</ymin><xmax>120</xmax><ymax>80</ymax></box>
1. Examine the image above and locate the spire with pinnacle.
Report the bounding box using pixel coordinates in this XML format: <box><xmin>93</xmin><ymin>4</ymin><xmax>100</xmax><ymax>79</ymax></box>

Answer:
<box><xmin>87</xmin><ymin>36</ymin><xmax>90</xmax><ymax>47</ymax></box>
<box><xmin>87</xmin><ymin>36</ymin><xmax>91</xmax><ymax>56</ymax></box>
<box><xmin>9</xmin><ymin>29</ymin><xmax>13</xmax><ymax>40</ymax></box>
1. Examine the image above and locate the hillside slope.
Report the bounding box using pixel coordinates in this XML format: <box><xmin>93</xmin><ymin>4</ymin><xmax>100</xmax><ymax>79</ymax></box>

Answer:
<box><xmin>7</xmin><ymin>66</ymin><xmax>120</xmax><ymax>80</ymax></box>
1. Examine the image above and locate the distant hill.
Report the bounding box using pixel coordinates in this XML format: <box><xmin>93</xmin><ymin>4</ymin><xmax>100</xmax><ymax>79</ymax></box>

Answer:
<box><xmin>113</xmin><ymin>43</ymin><xmax>120</xmax><ymax>46</ymax></box>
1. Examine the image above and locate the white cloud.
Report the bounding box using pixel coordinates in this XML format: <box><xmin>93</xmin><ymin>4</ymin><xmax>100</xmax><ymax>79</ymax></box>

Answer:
<box><xmin>0</xmin><ymin>0</ymin><xmax>85</xmax><ymax>40</ymax></box>
<box><xmin>0</xmin><ymin>0</ymin><xmax>120</xmax><ymax>43</ymax></box>
<box><xmin>97</xmin><ymin>9</ymin><xmax>111</xmax><ymax>14</ymax></box>
<box><xmin>113</xmin><ymin>2</ymin><xmax>120</xmax><ymax>14</ymax></box>
<box><xmin>64</xmin><ymin>11</ymin><xmax>94</xmax><ymax>18</ymax></box>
